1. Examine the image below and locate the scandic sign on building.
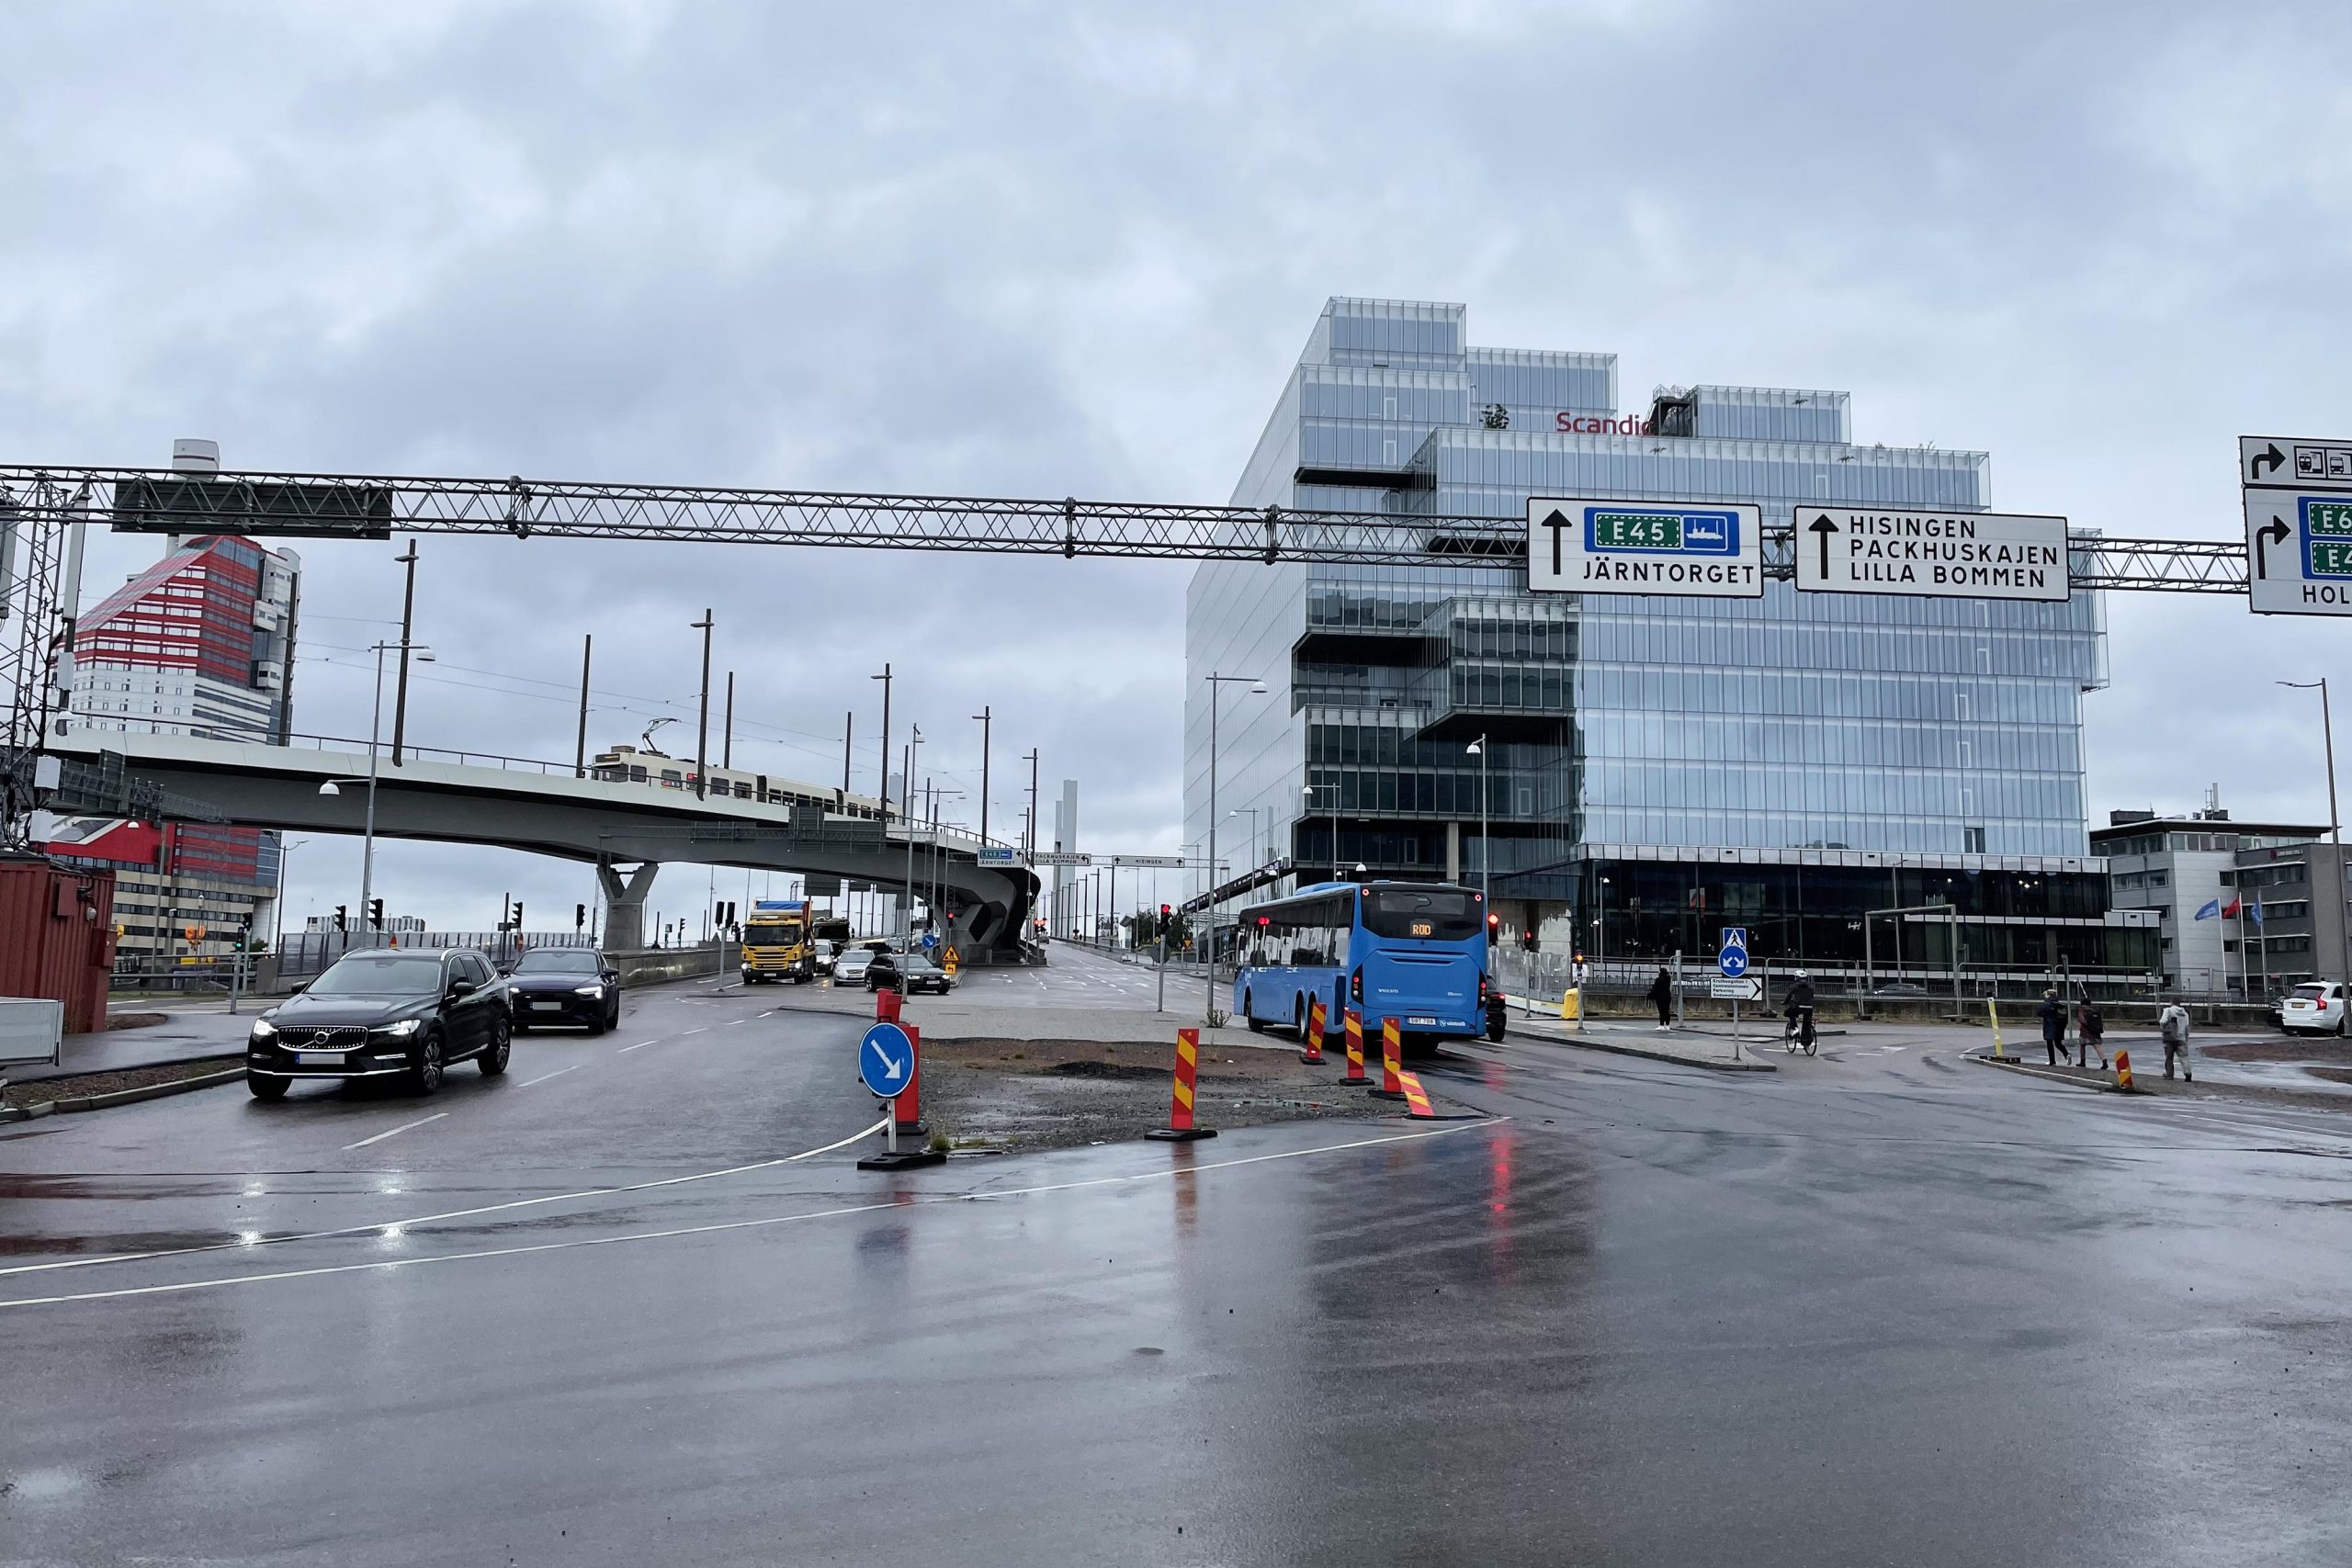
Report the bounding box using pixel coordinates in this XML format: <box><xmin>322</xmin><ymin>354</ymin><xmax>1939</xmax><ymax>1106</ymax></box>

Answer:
<box><xmin>1554</xmin><ymin>412</ymin><xmax>1656</xmax><ymax>435</ymax></box>
<box><xmin>1525</xmin><ymin>497</ymin><xmax>1764</xmax><ymax>599</ymax></box>
<box><xmin>1793</xmin><ymin>506</ymin><xmax>2072</xmax><ymax>602</ymax></box>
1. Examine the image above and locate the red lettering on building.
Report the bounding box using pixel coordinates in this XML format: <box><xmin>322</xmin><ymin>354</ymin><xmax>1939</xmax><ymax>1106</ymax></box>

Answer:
<box><xmin>1555</xmin><ymin>412</ymin><xmax>1657</xmax><ymax>436</ymax></box>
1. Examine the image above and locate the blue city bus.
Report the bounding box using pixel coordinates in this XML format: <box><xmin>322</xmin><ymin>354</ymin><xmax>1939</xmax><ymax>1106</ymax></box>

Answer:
<box><xmin>1229</xmin><ymin>881</ymin><xmax>1494</xmax><ymax>1052</ymax></box>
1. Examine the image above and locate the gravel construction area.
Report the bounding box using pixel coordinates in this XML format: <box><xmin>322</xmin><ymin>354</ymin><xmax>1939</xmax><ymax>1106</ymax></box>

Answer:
<box><xmin>2202</xmin><ymin>1038</ymin><xmax>2352</xmax><ymax>1066</ymax></box>
<box><xmin>3</xmin><ymin>1055</ymin><xmax>242</xmax><ymax>1110</ymax></box>
<box><xmin>915</xmin><ymin>1037</ymin><xmax>1453</xmax><ymax>1152</ymax></box>
<box><xmin>106</xmin><ymin>1011</ymin><xmax>169</xmax><ymax>1032</ymax></box>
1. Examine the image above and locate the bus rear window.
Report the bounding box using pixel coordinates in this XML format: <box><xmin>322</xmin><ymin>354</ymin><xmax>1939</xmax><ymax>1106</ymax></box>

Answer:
<box><xmin>1362</xmin><ymin>889</ymin><xmax>1480</xmax><ymax>942</ymax></box>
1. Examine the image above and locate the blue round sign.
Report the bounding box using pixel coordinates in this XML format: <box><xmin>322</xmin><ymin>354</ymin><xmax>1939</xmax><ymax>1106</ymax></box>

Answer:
<box><xmin>1719</xmin><ymin>948</ymin><xmax>1748</xmax><ymax>978</ymax></box>
<box><xmin>921</xmin><ymin>932</ymin><xmax>940</xmax><ymax>951</ymax></box>
<box><xmin>859</xmin><ymin>1021</ymin><xmax>915</xmax><ymax>1100</ymax></box>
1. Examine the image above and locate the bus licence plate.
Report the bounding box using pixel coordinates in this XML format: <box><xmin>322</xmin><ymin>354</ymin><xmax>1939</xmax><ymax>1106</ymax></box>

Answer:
<box><xmin>1408</xmin><ymin>1015</ymin><xmax>1437</xmax><ymax>1026</ymax></box>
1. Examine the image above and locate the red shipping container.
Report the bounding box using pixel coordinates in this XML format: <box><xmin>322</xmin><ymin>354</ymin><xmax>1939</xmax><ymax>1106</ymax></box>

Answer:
<box><xmin>0</xmin><ymin>855</ymin><xmax>117</xmax><ymax>1035</ymax></box>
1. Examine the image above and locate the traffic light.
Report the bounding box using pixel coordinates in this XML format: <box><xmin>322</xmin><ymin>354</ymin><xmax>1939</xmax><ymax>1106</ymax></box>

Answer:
<box><xmin>1521</xmin><ymin>929</ymin><xmax>1538</xmax><ymax>953</ymax></box>
<box><xmin>1487</xmin><ymin>911</ymin><xmax>1501</xmax><ymax>945</ymax></box>
<box><xmin>575</xmin><ymin>902</ymin><xmax>587</xmax><ymax>931</ymax></box>
<box><xmin>1160</xmin><ymin>903</ymin><xmax>1172</xmax><ymax>919</ymax></box>
<box><xmin>368</xmin><ymin>897</ymin><xmax>384</xmax><ymax>930</ymax></box>
<box><xmin>512</xmin><ymin>902</ymin><xmax>523</xmax><ymax>931</ymax></box>
<box><xmin>334</xmin><ymin>905</ymin><xmax>347</xmax><ymax>932</ymax></box>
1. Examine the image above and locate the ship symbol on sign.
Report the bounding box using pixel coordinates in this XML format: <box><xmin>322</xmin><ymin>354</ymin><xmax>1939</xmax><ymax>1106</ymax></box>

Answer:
<box><xmin>1684</xmin><ymin>516</ymin><xmax>1725</xmax><ymax>547</ymax></box>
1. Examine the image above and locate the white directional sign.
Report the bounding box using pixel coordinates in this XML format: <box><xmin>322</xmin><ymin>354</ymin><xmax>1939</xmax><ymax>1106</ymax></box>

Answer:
<box><xmin>2244</xmin><ymin>492</ymin><xmax>2352</xmax><ymax>615</ymax></box>
<box><xmin>1527</xmin><ymin>498</ymin><xmax>1763</xmax><ymax>598</ymax></box>
<box><xmin>1708</xmin><ymin>976</ymin><xmax>1762</xmax><ymax>1002</ymax></box>
<box><xmin>2241</xmin><ymin>435</ymin><xmax>2352</xmax><ymax>617</ymax></box>
<box><xmin>1793</xmin><ymin>506</ymin><xmax>2070</xmax><ymax>602</ymax></box>
<box><xmin>1031</xmin><ymin>851</ymin><xmax>1091</xmax><ymax>867</ymax></box>
<box><xmin>975</xmin><ymin>847</ymin><xmax>1025</xmax><ymax>868</ymax></box>
<box><xmin>2242</xmin><ymin>434</ymin><xmax>2352</xmax><ymax>492</ymax></box>
<box><xmin>1107</xmin><ymin>854</ymin><xmax>1184</xmax><ymax>868</ymax></box>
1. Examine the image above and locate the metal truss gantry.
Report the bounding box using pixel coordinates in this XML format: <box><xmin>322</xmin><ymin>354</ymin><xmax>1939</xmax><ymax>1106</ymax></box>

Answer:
<box><xmin>0</xmin><ymin>464</ymin><xmax>2256</xmax><ymax>592</ymax></box>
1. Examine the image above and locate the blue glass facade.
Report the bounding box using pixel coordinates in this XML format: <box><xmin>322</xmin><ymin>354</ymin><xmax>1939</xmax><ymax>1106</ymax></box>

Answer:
<box><xmin>1185</xmin><ymin>298</ymin><xmax>2109</xmax><ymax>958</ymax></box>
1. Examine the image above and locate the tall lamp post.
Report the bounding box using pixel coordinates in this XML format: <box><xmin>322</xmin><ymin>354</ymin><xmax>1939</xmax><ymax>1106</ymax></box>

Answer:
<box><xmin>318</xmin><ymin>639</ymin><xmax>432</xmax><ymax>945</ymax></box>
<box><xmin>1303</xmin><ymin>782</ymin><xmax>1339</xmax><ymax>882</ymax></box>
<box><xmin>1204</xmin><ymin>672</ymin><xmax>1266</xmax><ymax>1023</ymax></box>
<box><xmin>1464</xmin><ymin>734</ymin><xmax>1489</xmax><ymax>902</ymax></box>
<box><xmin>2279</xmin><ymin>678</ymin><xmax>2352</xmax><ymax>990</ymax></box>
<box><xmin>1595</xmin><ymin>874</ymin><xmax>1611</xmax><ymax>976</ymax></box>
<box><xmin>900</xmin><ymin>724</ymin><xmax>923</xmax><ymax>942</ymax></box>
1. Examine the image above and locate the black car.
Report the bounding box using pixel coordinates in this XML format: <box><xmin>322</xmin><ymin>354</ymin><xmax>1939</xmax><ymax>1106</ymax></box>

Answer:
<box><xmin>506</xmin><ymin>947</ymin><xmax>624</xmax><ymax>1033</ymax></box>
<box><xmin>247</xmin><ymin>948</ymin><xmax>510</xmax><ymax>1099</ymax></box>
<box><xmin>867</xmin><ymin>949</ymin><xmax>954</xmax><ymax>995</ymax></box>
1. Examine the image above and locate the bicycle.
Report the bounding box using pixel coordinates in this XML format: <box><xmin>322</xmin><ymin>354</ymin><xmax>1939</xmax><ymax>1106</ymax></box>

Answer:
<box><xmin>1782</xmin><ymin>1006</ymin><xmax>1816</xmax><ymax>1055</ymax></box>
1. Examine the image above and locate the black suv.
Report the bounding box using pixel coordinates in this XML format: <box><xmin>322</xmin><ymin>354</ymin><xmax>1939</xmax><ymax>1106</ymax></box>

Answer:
<box><xmin>248</xmin><ymin>948</ymin><xmax>511</xmax><ymax>1100</ymax></box>
<box><xmin>506</xmin><ymin>947</ymin><xmax>623</xmax><ymax>1033</ymax></box>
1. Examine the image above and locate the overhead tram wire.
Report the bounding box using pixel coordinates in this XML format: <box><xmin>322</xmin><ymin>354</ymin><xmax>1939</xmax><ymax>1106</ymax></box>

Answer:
<box><xmin>2</xmin><ymin>463</ymin><xmax>2254</xmax><ymax>592</ymax></box>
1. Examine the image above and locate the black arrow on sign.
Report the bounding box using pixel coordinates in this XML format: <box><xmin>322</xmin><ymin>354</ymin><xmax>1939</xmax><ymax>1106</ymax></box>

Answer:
<box><xmin>2252</xmin><ymin>442</ymin><xmax>2287</xmax><ymax>479</ymax></box>
<box><xmin>1807</xmin><ymin>512</ymin><xmax>1840</xmax><ymax>579</ymax></box>
<box><xmin>2256</xmin><ymin>515</ymin><xmax>2290</xmax><ymax>579</ymax></box>
<box><xmin>1541</xmin><ymin>508</ymin><xmax>1571</xmax><ymax>577</ymax></box>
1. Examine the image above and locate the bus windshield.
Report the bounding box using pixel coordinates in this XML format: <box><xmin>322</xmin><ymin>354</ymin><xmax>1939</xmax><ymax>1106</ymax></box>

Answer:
<box><xmin>1362</xmin><ymin>887</ymin><xmax>1482</xmax><ymax>942</ymax></box>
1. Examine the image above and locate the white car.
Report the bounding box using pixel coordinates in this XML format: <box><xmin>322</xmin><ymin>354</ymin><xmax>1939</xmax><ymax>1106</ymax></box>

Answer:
<box><xmin>832</xmin><ymin>948</ymin><xmax>876</xmax><ymax>986</ymax></box>
<box><xmin>2280</xmin><ymin>981</ymin><xmax>2347</xmax><ymax>1036</ymax></box>
<box><xmin>812</xmin><ymin>940</ymin><xmax>842</xmax><ymax>976</ymax></box>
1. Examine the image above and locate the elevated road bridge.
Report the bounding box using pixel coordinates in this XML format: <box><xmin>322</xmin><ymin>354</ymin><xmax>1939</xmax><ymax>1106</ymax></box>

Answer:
<box><xmin>39</xmin><ymin>729</ymin><xmax>1039</xmax><ymax>959</ymax></box>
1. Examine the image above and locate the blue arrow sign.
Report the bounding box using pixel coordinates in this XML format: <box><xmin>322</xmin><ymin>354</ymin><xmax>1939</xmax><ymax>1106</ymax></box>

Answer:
<box><xmin>1718</xmin><ymin>927</ymin><xmax>1748</xmax><ymax>979</ymax></box>
<box><xmin>859</xmin><ymin>1021</ymin><xmax>914</xmax><ymax>1100</ymax></box>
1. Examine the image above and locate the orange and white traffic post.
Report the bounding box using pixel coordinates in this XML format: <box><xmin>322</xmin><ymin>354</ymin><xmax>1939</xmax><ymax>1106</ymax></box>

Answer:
<box><xmin>1367</xmin><ymin>1016</ymin><xmax>1407</xmax><ymax>1100</ymax></box>
<box><xmin>1300</xmin><ymin>995</ymin><xmax>1328</xmax><ymax>1065</ymax></box>
<box><xmin>1146</xmin><ymin>1026</ymin><xmax>1217</xmax><ymax>1142</ymax></box>
<box><xmin>2114</xmin><ymin>1049</ymin><xmax>2136</xmax><ymax>1093</ymax></box>
<box><xmin>1396</xmin><ymin>1067</ymin><xmax>1437</xmax><ymax>1119</ymax></box>
<box><xmin>1340</xmin><ymin>1009</ymin><xmax>1367</xmax><ymax>1083</ymax></box>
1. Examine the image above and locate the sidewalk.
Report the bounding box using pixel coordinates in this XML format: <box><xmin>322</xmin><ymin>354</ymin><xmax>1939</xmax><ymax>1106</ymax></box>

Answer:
<box><xmin>10</xmin><ymin>1010</ymin><xmax>253</xmax><ymax>1084</ymax></box>
<box><xmin>1507</xmin><ymin>1013</ymin><xmax>1778</xmax><ymax>1072</ymax></box>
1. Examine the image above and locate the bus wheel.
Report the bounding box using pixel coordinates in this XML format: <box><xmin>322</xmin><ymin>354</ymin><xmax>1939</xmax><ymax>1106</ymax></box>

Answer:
<box><xmin>1294</xmin><ymin>998</ymin><xmax>1308</xmax><ymax>1039</ymax></box>
<box><xmin>1243</xmin><ymin>993</ymin><xmax>1266</xmax><ymax>1033</ymax></box>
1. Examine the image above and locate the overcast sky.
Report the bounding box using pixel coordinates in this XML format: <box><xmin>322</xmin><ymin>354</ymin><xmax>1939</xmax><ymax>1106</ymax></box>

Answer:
<box><xmin>6</xmin><ymin>0</ymin><xmax>2348</xmax><ymax>933</ymax></box>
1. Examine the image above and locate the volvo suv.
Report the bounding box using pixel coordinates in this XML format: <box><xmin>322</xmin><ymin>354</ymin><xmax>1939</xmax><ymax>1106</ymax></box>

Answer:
<box><xmin>248</xmin><ymin>948</ymin><xmax>512</xmax><ymax>1099</ymax></box>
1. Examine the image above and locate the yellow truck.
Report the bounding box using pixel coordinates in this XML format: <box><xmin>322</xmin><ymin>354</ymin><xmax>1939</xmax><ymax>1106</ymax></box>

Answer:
<box><xmin>740</xmin><ymin>898</ymin><xmax>817</xmax><ymax>985</ymax></box>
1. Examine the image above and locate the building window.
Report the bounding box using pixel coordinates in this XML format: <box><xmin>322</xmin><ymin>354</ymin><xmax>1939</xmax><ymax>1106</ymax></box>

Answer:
<box><xmin>1963</xmin><ymin>826</ymin><xmax>1985</xmax><ymax>852</ymax></box>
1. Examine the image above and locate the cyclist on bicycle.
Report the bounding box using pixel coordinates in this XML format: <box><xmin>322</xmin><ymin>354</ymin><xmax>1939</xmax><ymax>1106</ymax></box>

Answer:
<box><xmin>1783</xmin><ymin>971</ymin><xmax>1817</xmax><ymax>1045</ymax></box>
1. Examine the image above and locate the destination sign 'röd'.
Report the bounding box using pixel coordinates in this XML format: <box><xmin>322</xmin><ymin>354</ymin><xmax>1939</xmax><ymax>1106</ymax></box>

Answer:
<box><xmin>1526</xmin><ymin>498</ymin><xmax>1764</xmax><ymax>599</ymax></box>
<box><xmin>1792</xmin><ymin>507</ymin><xmax>2071</xmax><ymax>602</ymax></box>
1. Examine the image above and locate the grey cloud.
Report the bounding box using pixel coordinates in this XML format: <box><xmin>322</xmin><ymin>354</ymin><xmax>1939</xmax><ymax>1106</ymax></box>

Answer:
<box><xmin>8</xmin><ymin>0</ymin><xmax>2352</xmax><ymax>926</ymax></box>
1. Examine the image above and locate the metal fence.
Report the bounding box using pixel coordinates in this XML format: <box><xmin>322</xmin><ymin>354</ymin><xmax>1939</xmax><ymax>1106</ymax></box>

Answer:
<box><xmin>1490</xmin><ymin>947</ymin><xmax>2168</xmax><ymax>1012</ymax></box>
<box><xmin>266</xmin><ymin>929</ymin><xmax>600</xmax><ymax>981</ymax></box>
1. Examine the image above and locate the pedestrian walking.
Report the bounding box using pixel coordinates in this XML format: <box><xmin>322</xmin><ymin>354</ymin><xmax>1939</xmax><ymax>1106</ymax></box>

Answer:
<box><xmin>2037</xmin><ymin>987</ymin><xmax>2067</xmax><ymax>1066</ymax></box>
<box><xmin>2160</xmin><ymin>998</ymin><xmax>2194</xmax><ymax>1082</ymax></box>
<box><xmin>1647</xmin><ymin>966</ymin><xmax>1674</xmax><ymax>1031</ymax></box>
<box><xmin>2075</xmin><ymin>998</ymin><xmax>2109</xmax><ymax>1070</ymax></box>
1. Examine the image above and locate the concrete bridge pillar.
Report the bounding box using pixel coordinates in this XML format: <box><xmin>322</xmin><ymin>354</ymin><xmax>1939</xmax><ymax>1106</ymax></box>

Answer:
<box><xmin>597</xmin><ymin>860</ymin><xmax>660</xmax><ymax>951</ymax></box>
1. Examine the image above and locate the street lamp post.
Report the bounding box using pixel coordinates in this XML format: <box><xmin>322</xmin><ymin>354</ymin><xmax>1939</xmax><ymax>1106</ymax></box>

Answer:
<box><xmin>2279</xmin><ymin>678</ymin><xmax>2352</xmax><ymax>990</ymax></box>
<box><xmin>317</xmin><ymin>639</ymin><xmax>431</xmax><ymax>947</ymax></box>
<box><xmin>1596</xmin><ymin>874</ymin><xmax>1611</xmax><ymax>979</ymax></box>
<box><xmin>1464</xmin><ymin>734</ymin><xmax>1489</xmax><ymax>902</ymax></box>
<box><xmin>1204</xmin><ymin>672</ymin><xmax>1266</xmax><ymax>1024</ymax></box>
<box><xmin>900</xmin><ymin>725</ymin><xmax>923</xmax><ymax>943</ymax></box>
<box><xmin>691</xmin><ymin>610</ymin><xmax>714</xmax><ymax>799</ymax></box>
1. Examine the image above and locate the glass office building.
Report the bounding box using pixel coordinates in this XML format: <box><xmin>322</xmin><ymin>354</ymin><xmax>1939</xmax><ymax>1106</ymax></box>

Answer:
<box><xmin>1184</xmin><ymin>298</ymin><xmax>2148</xmax><ymax>977</ymax></box>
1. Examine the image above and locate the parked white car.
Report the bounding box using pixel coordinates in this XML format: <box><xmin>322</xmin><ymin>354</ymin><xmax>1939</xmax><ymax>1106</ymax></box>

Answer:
<box><xmin>2279</xmin><ymin>981</ymin><xmax>2346</xmax><ymax>1036</ymax></box>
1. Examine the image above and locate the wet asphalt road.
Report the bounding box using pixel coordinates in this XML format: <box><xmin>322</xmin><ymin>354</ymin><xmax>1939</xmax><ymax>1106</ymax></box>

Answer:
<box><xmin>4</xmin><ymin>964</ymin><xmax>2350</xmax><ymax>1565</ymax></box>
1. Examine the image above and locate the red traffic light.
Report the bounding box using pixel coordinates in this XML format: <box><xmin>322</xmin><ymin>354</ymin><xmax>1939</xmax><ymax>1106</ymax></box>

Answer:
<box><xmin>1159</xmin><ymin>903</ymin><xmax>1171</xmax><ymax>917</ymax></box>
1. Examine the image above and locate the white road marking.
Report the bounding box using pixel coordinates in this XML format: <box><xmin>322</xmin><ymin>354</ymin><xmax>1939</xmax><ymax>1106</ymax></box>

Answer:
<box><xmin>339</xmin><ymin>1112</ymin><xmax>447</xmax><ymax>1152</ymax></box>
<box><xmin>518</xmin><ymin>1065</ymin><xmax>585</xmax><ymax>1086</ymax></box>
<box><xmin>0</xmin><ymin>1116</ymin><xmax>896</xmax><ymax>1281</ymax></box>
<box><xmin>682</xmin><ymin>1027</ymin><xmax>708</xmax><ymax>1036</ymax></box>
<box><xmin>616</xmin><ymin>1040</ymin><xmax>658</xmax><ymax>1053</ymax></box>
<box><xmin>0</xmin><ymin>1119</ymin><xmax>1499</xmax><ymax>1310</ymax></box>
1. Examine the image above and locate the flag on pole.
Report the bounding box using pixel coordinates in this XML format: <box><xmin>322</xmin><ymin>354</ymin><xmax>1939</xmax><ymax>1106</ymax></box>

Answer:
<box><xmin>2192</xmin><ymin>898</ymin><xmax>2222</xmax><ymax>920</ymax></box>
<box><xmin>2222</xmin><ymin>897</ymin><xmax>2244</xmax><ymax>919</ymax></box>
<box><xmin>2250</xmin><ymin>899</ymin><xmax>2265</xmax><ymax>925</ymax></box>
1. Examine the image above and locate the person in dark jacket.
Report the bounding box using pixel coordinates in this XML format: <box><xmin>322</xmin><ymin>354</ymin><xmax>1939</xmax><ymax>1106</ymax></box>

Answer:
<box><xmin>2074</xmin><ymin>998</ymin><xmax>2109</xmax><ymax>1070</ymax></box>
<box><xmin>1647</xmin><ymin>967</ymin><xmax>1674</xmax><ymax>1031</ymax></box>
<box><xmin>2037</xmin><ymin>988</ymin><xmax>2067</xmax><ymax>1066</ymax></box>
<box><xmin>1783</xmin><ymin>972</ymin><xmax>1817</xmax><ymax>1044</ymax></box>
